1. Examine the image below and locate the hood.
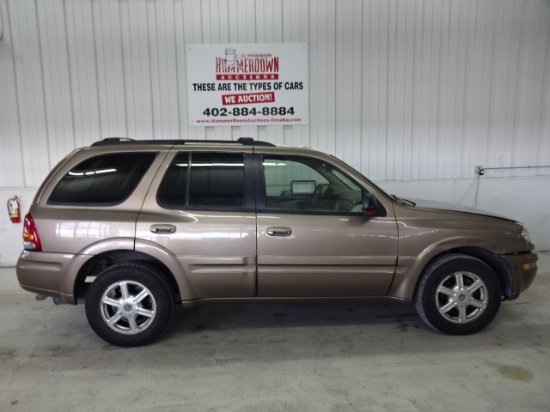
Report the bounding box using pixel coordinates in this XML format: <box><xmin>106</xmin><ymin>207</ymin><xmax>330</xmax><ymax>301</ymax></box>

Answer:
<box><xmin>406</xmin><ymin>198</ymin><xmax>516</xmax><ymax>223</ymax></box>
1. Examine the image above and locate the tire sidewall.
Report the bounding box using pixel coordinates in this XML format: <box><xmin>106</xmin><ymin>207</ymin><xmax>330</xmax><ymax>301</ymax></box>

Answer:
<box><xmin>416</xmin><ymin>255</ymin><xmax>502</xmax><ymax>335</ymax></box>
<box><xmin>85</xmin><ymin>264</ymin><xmax>174</xmax><ymax>346</ymax></box>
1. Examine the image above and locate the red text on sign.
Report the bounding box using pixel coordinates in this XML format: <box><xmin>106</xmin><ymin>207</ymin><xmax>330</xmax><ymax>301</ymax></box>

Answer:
<box><xmin>222</xmin><ymin>92</ymin><xmax>276</xmax><ymax>106</ymax></box>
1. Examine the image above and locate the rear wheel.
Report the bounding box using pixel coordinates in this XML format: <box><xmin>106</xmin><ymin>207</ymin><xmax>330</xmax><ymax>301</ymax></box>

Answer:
<box><xmin>414</xmin><ymin>254</ymin><xmax>502</xmax><ymax>335</ymax></box>
<box><xmin>85</xmin><ymin>263</ymin><xmax>174</xmax><ymax>346</ymax></box>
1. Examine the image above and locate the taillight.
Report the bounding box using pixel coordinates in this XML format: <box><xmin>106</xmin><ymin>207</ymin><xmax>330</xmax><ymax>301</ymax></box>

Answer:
<box><xmin>22</xmin><ymin>214</ymin><xmax>42</xmax><ymax>251</ymax></box>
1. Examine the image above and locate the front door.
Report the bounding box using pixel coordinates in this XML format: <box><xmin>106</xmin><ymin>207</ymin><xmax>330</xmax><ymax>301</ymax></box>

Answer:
<box><xmin>256</xmin><ymin>154</ymin><xmax>398</xmax><ymax>297</ymax></box>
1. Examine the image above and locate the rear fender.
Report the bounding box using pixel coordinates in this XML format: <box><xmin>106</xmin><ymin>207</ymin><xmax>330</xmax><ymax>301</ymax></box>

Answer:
<box><xmin>134</xmin><ymin>239</ymin><xmax>197</xmax><ymax>300</ymax></box>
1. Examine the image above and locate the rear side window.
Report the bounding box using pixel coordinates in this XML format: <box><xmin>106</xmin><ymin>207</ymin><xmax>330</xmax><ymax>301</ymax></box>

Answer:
<box><xmin>48</xmin><ymin>152</ymin><xmax>156</xmax><ymax>206</ymax></box>
<box><xmin>158</xmin><ymin>152</ymin><xmax>245</xmax><ymax>210</ymax></box>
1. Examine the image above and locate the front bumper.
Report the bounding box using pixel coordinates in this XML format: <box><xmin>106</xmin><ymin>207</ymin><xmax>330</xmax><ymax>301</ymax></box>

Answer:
<box><xmin>502</xmin><ymin>251</ymin><xmax>538</xmax><ymax>299</ymax></box>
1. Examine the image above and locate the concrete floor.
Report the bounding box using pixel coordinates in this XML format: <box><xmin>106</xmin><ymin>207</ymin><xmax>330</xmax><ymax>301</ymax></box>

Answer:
<box><xmin>1</xmin><ymin>254</ymin><xmax>549</xmax><ymax>412</ymax></box>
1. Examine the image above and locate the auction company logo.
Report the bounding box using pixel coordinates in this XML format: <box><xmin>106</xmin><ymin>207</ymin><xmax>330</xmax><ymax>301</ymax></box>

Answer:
<box><xmin>215</xmin><ymin>48</ymin><xmax>279</xmax><ymax>81</ymax></box>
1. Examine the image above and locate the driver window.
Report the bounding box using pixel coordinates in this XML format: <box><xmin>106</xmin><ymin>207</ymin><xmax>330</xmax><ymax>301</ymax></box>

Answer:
<box><xmin>263</xmin><ymin>156</ymin><xmax>363</xmax><ymax>213</ymax></box>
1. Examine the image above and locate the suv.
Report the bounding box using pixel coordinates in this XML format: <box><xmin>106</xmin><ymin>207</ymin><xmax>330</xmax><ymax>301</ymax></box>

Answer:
<box><xmin>16</xmin><ymin>138</ymin><xmax>538</xmax><ymax>346</ymax></box>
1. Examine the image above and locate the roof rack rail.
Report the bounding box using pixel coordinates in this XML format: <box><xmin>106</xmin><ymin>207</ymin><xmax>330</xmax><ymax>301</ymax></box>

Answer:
<box><xmin>94</xmin><ymin>137</ymin><xmax>136</xmax><ymax>144</ymax></box>
<box><xmin>91</xmin><ymin>137</ymin><xmax>276</xmax><ymax>147</ymax></box>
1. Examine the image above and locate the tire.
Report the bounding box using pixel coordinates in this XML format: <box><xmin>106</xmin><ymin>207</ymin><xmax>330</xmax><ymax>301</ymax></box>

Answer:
<box><xmin>85</xmin><ymin>263</ymin><xmax>175</xmax><ymax>346</ymax></box>
<box><xmin>414</xmin><ymin>253</ymin><xmax>502</xmax><ymax>335</ymax></box>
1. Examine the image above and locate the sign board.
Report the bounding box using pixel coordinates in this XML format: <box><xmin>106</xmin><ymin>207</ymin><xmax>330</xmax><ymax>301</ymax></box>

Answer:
<box><xmin>186</xmin><ymin>43</ymin><xmax>308</xmax><ymax>126</ymax></box>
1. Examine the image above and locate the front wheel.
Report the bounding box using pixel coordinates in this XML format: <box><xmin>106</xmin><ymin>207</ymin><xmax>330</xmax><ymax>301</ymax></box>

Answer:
<box><xmin>85</xmin><ymin>263</ymin><xmax>174</xmax><ymax>346</ymax></box>
<box><xmin>414</xmin><ymin>254</ymin><xmax>502</xmax><ymax>335</ymax></box>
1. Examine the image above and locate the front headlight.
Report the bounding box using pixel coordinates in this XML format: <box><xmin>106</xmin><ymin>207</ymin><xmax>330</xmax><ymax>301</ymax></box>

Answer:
<box><xmin>521</xmin><ymin>227</ymin><xmax>532</xmax><ymax>243</ymax></box>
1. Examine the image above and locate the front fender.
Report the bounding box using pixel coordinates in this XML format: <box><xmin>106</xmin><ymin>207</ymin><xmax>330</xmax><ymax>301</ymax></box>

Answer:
<box><xmin>388</xmin><ymin>235</ymin><xmax>504</xmax><ymax>300</ymax></box>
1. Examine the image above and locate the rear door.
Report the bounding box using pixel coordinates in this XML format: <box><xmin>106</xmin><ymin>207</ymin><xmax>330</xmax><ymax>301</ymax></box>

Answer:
<box><xmin>136</xmin><ymin>148</ymin><xmax>257</xmax><ymax>299</ymax></box>
<box><xmin>255</xmin><ymin>153</ymin><xmax>398</xmax><ymax>297</ymax></box>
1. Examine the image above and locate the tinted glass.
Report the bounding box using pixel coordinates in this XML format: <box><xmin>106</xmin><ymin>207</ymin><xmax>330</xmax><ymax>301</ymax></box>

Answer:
<box><xmin>157</xmin><ymin>153</ymin><xmax>189</xmax><ymax>208</ymax></box>
<box><xmin>263</xmin><ymin>155</ymin><xmax>363</xmax><ymax>213</ymax></box>
<box><xmin>48</xmin><ymin>152</ymin><xmax>156</xmax><ymax>205</ymax></box>
<box><xmin>189</xmin><ymin>153</ymin><xmax>244</xmax><ymax>208</ymax></box>
<box><xmin>158</xmin><ymin>152</ymin><xmax>245</xmax><ymax>210</ymax></box>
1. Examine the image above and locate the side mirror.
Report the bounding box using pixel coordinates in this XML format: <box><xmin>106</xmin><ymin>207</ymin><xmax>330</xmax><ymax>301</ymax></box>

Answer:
<box><xmin>362</xmin><ymin>192</ymin><xmax>380</xmax><ymax>216</ymax></box>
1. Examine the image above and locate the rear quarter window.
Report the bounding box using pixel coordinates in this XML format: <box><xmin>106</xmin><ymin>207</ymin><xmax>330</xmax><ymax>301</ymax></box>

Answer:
<box><xmin>48</xmin><ymin>152</ymin><xmax>156</xmax><ymax>206</ymax></box>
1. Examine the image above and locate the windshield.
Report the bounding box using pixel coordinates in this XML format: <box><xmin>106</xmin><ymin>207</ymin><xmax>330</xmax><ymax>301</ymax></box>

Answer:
<box><xmin>328</xmin><ymin>155</ymin><xmax>392</xmax><ymax>198</ymax></box>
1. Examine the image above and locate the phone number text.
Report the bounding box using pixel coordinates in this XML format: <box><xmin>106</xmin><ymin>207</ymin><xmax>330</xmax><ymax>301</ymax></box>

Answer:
<box><xmin>202</xmin><ymin>107</ymin><xmax>295</xmax><ymax>117</ymax></box>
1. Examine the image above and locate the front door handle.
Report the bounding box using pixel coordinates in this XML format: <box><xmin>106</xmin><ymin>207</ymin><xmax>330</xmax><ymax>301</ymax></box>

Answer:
<box><xmin>150</xmin><ymin>224</ymin><xmax>177</xmax><ymax>234</ymax></box>
<box><xmin>267</xmin><ymin>226</ymin><xmax>293</xmax><ymax>237</ymax></box>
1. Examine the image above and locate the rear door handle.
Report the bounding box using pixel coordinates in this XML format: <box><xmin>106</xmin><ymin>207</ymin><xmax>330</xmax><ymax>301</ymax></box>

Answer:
<box><xmin>150</xmin><ymin>224</ymin><xmax>177</xmax><ymax>234</ymax></box>
<box><xmin>267</xmin><ymin>226</ymin><xmax>293</xmax><ymax>237</ymax></box>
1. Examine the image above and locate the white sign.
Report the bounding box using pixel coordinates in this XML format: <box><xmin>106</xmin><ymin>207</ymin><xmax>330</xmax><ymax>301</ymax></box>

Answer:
<box><xmin>186</xmin><ymin>43</ymin><xmax>308</xmax><ymax>126</ymax></box>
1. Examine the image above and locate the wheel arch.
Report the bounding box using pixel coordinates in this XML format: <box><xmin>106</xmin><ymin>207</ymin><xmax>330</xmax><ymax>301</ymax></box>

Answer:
<box><xmin>411</xmin><ymin>247</ymin><xmax>513</xmax><ymax>301</ymax></box>
<box><xmin>390</xmin><ymin>239</ymin><xmax>514</xmax><ymax>300</ymax></box>
<box><xmin>74</xmin><ymin>250</ymin><xmax>181</xmax><ymax>303</ymax></box>
<box><xmin>453</xmin><ymin>247</ymin><xmax>513</xmax><ymax>298</ymax></box>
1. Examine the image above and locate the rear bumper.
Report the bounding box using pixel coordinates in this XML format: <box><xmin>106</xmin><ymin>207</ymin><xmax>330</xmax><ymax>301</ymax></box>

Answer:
<box><xmin>502</xmin><ymin>251</ymin><xmax>538</xmax><ymax>299</ymax></box>
<box><xmin>16</xmin><ymin>251</ymin><xmax>91</xmax><ymax>304</ymax></box>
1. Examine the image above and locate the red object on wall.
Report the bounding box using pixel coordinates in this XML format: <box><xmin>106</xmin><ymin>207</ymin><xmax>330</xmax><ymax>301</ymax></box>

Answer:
<box><xmin>7</xmin><ymin>196</ymin><xmax>21</xmax><ymax>223</ymax></box>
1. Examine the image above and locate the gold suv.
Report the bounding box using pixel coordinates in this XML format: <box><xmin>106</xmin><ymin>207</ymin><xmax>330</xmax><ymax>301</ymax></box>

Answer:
<box><xmin>16</xmin><ymin>138</ymin><xmax>538</xmax><ymax>346</ymax></box>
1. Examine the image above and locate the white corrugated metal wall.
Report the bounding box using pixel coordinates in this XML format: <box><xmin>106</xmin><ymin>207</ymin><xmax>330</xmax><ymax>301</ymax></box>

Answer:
<box><xmin>0</xmin><ymin>0</ymin><xmax>549</xmax><ymax>263</ymax></box>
